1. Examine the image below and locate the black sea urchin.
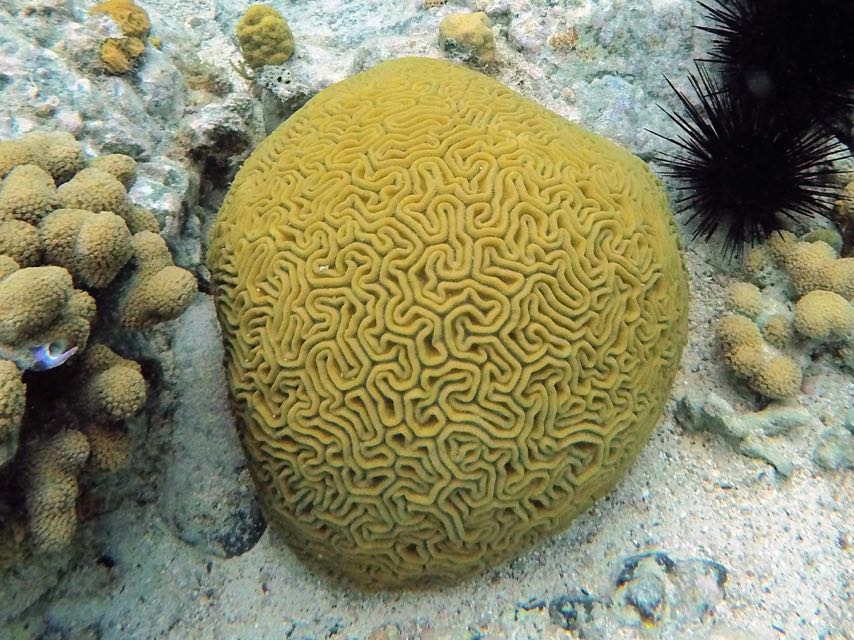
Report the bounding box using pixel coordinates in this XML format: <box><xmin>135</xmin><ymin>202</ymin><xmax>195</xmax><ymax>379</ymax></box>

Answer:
<box><xmin>653</xmin><ymin>65</ymin><xmax>848</xmax><ymax>255</ymax></box>
<box><xmin>696</xmin><ymin>0</ymin><xmax>854</xmax><ymax>127</ymax></box>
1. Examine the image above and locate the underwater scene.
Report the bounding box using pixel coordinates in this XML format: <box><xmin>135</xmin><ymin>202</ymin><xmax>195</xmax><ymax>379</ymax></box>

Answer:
<box><xmin>0</xmin><ymin>0</ymin><xmax>851</xmax><ymax>637</ymax></box>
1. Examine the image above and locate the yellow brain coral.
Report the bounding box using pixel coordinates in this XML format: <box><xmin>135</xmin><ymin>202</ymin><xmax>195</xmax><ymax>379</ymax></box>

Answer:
<box><xmin>207</xmin><ymin>57</ymin><xmax>689</xmax><ymax>587</ymax></box>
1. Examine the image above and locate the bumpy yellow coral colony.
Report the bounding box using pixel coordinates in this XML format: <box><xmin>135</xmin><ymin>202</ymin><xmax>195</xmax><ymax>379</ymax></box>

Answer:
<box><xmin>0</xmin><ymin>130</ymin><xmax>196</xmax><ymax>558</ymax></box>
<box><xmin>235</xmin><ymin>4</ymin><xmax>294</xmax><ymax>69</ymax></box>
<box><xmin>718</xmin><ymin>230</ymin><xmax>854</xmax><ymax>399</ymax></box>
<box><xmin>208</xmin><ymin>57</ymin><xmax>689</xmax><ymax>587</ymax></box>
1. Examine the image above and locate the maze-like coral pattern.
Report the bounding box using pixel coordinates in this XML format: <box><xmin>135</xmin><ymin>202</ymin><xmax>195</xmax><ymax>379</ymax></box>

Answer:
<box><xmin>207</xmin><ymin>57</ymin><xmax>689</xmax><ymax>587</ymax></box>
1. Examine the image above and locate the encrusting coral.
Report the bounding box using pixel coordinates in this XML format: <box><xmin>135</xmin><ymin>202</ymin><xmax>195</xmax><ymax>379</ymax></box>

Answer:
<box><xmin>208</xmin><ymin>57</ymin><xmax>689</xmax><ymax>588</ymax></box>
<box><xmin>676</xmin><ymin>391</ymin><xmax>816</xmax><ymax>477</ymax></box>
<box><xmin>717</xmin><ymin>229</ymin><xmax>854</xmax><ymax>399</ymax></box>
<box><xmin>89</xmin><ymin>0</ymin><xmax>152</xmax><ymax>74</ymax></box>
<box><xmin>438</xmin><ymin>12</ymin><xmax>497</xmax><ymax>65</ymax></box>
<box><xmin>0</xmin><ymin>129</ymin><xmax>197</xmax><ymax>562</ymax></box>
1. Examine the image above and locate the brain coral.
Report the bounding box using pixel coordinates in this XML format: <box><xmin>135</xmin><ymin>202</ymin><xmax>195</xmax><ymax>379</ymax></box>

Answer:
<box><xmin>207</xmin><ymin>57</ymin><xmax>689</xmax><ymax>588</ymax></box>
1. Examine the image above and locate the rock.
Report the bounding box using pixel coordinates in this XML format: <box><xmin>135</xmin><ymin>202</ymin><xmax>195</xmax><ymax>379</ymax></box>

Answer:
<box><xmin>157</xmin><ymin>294</ymin><xmax>265</xmax><ymax>557</ymax></box>
<box><xmin>676</xmin><ymin>392</ymin><xmax>808</xmax><ymax>475</ymax></box>
<box><xmin>738</xmin><ymin>434</ymin><xmax>795</xmax><ymax>477</ymax></box>
<box><xmin>548</xmin><ymin>590</ymin><xmax>599</xmax><ymax>632</ymax></box>
<box><xmin>128</xmin><ymin>157</ymin><xmax>200</xmax><ymax>265</ymax></box>
<box><xmin>612</xmin><ymin>552</ymin><xmax>727</xmax><ymax>628</ymax></box>
<box><xmin>621</xmin><ymin>572</ymin><xmax>666</xmax><ymax>623</ymax></box>
<box><xmin>517</xmin><ymin>596</ymin><xmax>547</xmax><ymax>610</ymax></box>
<box><xmin>813</xmin><ymin>426</ymin><xmax>854</xmax><ymax>470</ymax></box>
<box><xmin>367</xmin><ymin>624</ymin><xmax>401</xmax><ymax>640</ymax></box>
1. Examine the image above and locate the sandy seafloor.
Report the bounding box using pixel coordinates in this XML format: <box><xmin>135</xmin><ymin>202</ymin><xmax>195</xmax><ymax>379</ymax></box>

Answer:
<box><xmin>0</xmin><ymin>0</ymin><xmax>852</xmax><ymax>637</ymax></box>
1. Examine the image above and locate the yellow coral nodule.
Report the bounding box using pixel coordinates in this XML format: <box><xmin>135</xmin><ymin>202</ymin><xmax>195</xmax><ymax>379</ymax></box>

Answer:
<box><xmin>726</xmin><ymin>282</ymin><xmax>763</xmax><ymax>318</ymax></box>
<box><xmin>236</xmin><ymin>4</ymin><xmax>294</xmax><ymax>69</ymax></box>
<box><xmin>794</xmin><ymin>290</ymin><xmax>854</xmax><ymax>341</ymax></box>
<box><xmin>438</xmin><ymin>12</ymin><xmax>497</xmax><ymax>64</ymax></box>
<box><xmin>98</xmin><ymin>37</ymin><xmax>146</xmax><ymax>75</ymax></box>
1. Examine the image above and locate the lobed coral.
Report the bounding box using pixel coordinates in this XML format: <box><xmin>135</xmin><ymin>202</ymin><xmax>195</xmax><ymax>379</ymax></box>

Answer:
<box><xmin>0</xmin><ymin>132</ymin><xmax>84</xmax><ymax>183</ymax></box>
<box><xmin>716</xmin><ymin>314</ymin><xmax>802</xmax><ymax>400</ymax></box>
<box><xmin>73</xmin><ymin>343</ymin><xmax>146</xmax><ymax>422</ymax></box>
<box><xmin>120</xmin><ymin>231</ymin><xmax>199</xmax><ymax>329</ymax></box>
<box><xmin>208</xmin><ymin>57</ymin><xmax>689</xmax><ymax>587</ymax></box>
<box><xmin>0</xmin><ymin>165</ymin><xmax>60</xmax><ymax>225</ymax></box>
<box><xmin>717</xmin><ymin>230</ymin><xmax>854</xmax><ymax>399</ymax></box>
<box><xmin>22</xmin><ymin>430</ymin><xmax>90</xmax><ymax>552</ymax></box>
<box><xmin>0</xmin><ymin>129</ymin><xmax>197</xmax><ymax>561</ymax></box>
<box><xmin>0</xmin><ymin>361</ymin><xmax>25</xmax><ymax>469</ymax></box>
<box><xmin>40</xmin><ymin>208</ymin><xmax>133</xmax><ymax>288</ymax></box>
